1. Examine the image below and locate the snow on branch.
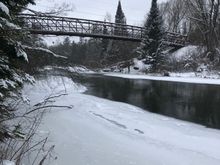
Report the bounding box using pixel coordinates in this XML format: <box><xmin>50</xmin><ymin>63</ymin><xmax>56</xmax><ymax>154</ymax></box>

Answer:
<box><xmin>0</xmin><ymin>17</ymin><xmax>21</xmax><ymax>29</ymax></box>
<box><xmin>23</xmin><ymin>46</ymin><xmax>67</xmax><ymax>59</ymax></box>
<box><xmin>0</xmin><ymin>2</ymin><xmax>10</xmax><ymax>17</ymax></box>
<box><xmin>15</xmin><ymin>42</ymin><xmax>28</xmax><ymax>62</ymax></box>
<box><xmin>23</xmin><ymin>2</ymin><xmax>75</xmax><ymax>16</ymax></box>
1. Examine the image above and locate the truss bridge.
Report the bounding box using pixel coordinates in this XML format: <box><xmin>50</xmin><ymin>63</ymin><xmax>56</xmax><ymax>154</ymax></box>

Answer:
<box><xmin>18</xmin><ymin>14</ymin><xmax>187</xmax><ymax>47</ymax></box>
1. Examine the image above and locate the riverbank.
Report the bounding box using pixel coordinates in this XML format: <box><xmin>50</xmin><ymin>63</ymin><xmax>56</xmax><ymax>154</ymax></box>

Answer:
<box><xmin>40</xmin><ymin>65</ymin><xmax>220</xmax><ymax>86</ymax></box>
<box><xmin>100</xmin><ymin>45</ymin><xmax>220</xmax><ymax>85</ymax></box>
<box><xmin>20</xmin><ymin>75</ymin><xmax>220</xmax><ymax>165</ymax></box>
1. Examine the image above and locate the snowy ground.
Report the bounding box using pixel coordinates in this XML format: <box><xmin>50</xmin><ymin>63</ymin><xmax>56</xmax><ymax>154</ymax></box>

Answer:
<box><xmin>19</xmin><ymin>75</ymin><xmax>220</xmax><ymax>165</ymax></box>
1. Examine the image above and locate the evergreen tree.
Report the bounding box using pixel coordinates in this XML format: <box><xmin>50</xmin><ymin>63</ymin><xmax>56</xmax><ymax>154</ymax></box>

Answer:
<box><xmin>0</xmin><ymin>0</ymin><xmax>37</xmax><ymax>97</ymax></box>
<box><xmin>62</xmin><ymin>37</ymin><xmax>72</xmax><ymax>57</ymax></box>
<box><xmin>106</xmin><ymin>0</ymin><xmax>133</xmax><ymax>63</ymax></box>
<box><xmin>1</xmin><ymin>0</ymin><xmax>35</xmax><ymax>14</ymax></box>
<box><xmin>114</xmin><ymin>0</ymin><xmax>126</xmax><ymax>35</ymax></box>
<box><xmin>115</xmin><ymin>0</ymin><xmax>126</xmax><ymax>25</ymax></box>
<box><xmin>138</xmin><ymin>0</ymin><xmax>164</xmax><ymax>71</ymax></box>
<box><xmin>0</xmin><ymin>0</ymin><xmax>36</xmax><ymax>144</ymax></box>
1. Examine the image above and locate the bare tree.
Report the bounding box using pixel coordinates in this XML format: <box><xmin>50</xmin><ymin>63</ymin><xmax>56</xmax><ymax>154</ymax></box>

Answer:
<box><xmin>186</xmin><ymin>0</ymin><xmax>220</xmax><ymax>60</ymax></box>
<box><xmin>160</xmin><ymin>0</ymin><xmax>188</xmax><ymax>33</ymax></box>
<box><xmin>24</xmin><ymin>2</ymin><xmax>75</xmax><ymax>16</ymax></box>
<box><xmin>104</xmin><ymin>12</ymin><xmax>112</xmax><ymax>22</ymax></box>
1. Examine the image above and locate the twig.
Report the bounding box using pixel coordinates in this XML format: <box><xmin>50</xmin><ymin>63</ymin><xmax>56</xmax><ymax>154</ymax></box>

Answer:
<box><xmin>26</xmin><ymin>105</ymin><xmax>73</xmax><ymax>115</ymax></box>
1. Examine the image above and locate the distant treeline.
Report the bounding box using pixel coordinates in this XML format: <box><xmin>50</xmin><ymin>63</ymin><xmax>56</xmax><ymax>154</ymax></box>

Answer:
<box><xmin>49</xmin><ymin>37</ymin><xmax>138</xmax><ymax>68</ymax></box>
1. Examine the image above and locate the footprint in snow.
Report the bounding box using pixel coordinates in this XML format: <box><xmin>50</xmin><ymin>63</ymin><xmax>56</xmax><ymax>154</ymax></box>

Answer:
<box><xmin>134</xmin><ymin>129</ymin><xmax>144</xmax><ymax>134</ymax></box>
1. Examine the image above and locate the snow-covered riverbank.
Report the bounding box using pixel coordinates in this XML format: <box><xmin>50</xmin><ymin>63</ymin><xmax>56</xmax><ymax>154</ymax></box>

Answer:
<box><xmin>100</xmin><ymin>45</ymin><xmax>220</xmax><ymax>85</ymax></box>
<box><xmin>20</xmin><ymin>75</ymin><xmax>220</xmax><ymax>165</ymax></box>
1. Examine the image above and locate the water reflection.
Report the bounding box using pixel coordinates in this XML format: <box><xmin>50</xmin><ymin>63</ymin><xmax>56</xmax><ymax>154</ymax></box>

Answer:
<box><xmin>78</xmin><ymin>74</ymin><xmax>220</xmax><ymax>129</ymax></box>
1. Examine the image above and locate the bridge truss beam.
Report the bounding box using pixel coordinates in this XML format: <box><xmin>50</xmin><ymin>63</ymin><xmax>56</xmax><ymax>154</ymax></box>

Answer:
<box><xmin>17</xmin><ymin>14</ymin><xmax>187</xmax><ymax>47</ymax></box>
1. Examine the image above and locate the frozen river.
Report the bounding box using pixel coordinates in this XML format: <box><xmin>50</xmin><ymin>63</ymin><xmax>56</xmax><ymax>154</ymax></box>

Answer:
<box><xmin>20</xmin><ymin>72</ymin><xmax>220</xmax><ymax>165</ymax></box>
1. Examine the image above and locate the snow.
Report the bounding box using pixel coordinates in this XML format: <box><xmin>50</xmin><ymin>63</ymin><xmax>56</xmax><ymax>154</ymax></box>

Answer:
<box><xmin>5</xmin><ymin>79</ymin><xmax>16</xmax><ymax>88</ymax></box>
<box><xmin>41</xmin><ymin>66</ymin><xmax>54</xmax><ymax>71</ymax></box>
<box><xmin>197</xmin><ymin>63</ymin><xmax>209</xmax><ymax>72</ymax></box>
<box><xmin>2</xmin><ymin>160</ymin><xmax>15</xmax><ymax>165</ymax></box>
<box><xmin>133</xmin><ymin>58</ymin><xmax>150</xmax><ymax>72</ymax></box>
<box><xmin>0</xmin><ymin>56</ymin><xmax>35</xmax><ymax>98</ymax></box>
<box><xmin>0</xmin><ymin>79</ymin><xmax>8</xmax><ymax>89</ymax></box>
<box><xmin>21</xmin><ymin>76</ymin><xmax>87</xmax><ymax>105</ymax></box>
<box><xmin>21</xmin><ymin>94</ymin><xmax>30</xmax><ymax>104</ymax></box>
<box><xmin>67</xmin><ymin>66</ymin><xmax>95</xmax><ymax>74</ymax></box>
<box><xmin>0</xmin><ymin>64</ymin><xmax>9</xmax><ymax>71</ymax></box>
<box><xmin>41</xmin><ymin>66</ymin><xmax>94</xmax><ymax>74</ymax></box>
<box><xmin>169</xmin><ymin>45</ymin><xmax>200</xmax><ymax>62</ymax></box>
<box><xmin>105</xmin><ymin>73</ymin><xmax>220</xmax><ymax>85</ymax></box>
<box><xmin>20</xmin><ymin>75</ymin><xmax>220</xmax><ymax>165</ymax></box>
<box><xmin>0</xmin><ymin>78</ymin><xmax>19</xmax><ymax>90</ymax></box>
<box><xmin>0</xmin><ymin>2</ymin><xmax>9</xmax><ymax>16</ymax></box>
<box><xmin>0</xmin><ymin>17</ymin><xmax>20</xmax><ymax>29</ymax></box>
<box><xmin>0</xmin><ymin>92</ymin><xmax>3</xmax><ymax>98</ymax></box>
<box><xmin>24</xmin><ymin>73</ymin><xmax>35</xmax><ymax>84</ymax></box>
<box><xmin>15</xmin><ymin>43</ymin><xmax>28</xmax><ymax>61</ymax></box>
<box><xmin>101</xmin><ymin>59</ymin><xmax>150</xmax><ymax>74</ymax></box>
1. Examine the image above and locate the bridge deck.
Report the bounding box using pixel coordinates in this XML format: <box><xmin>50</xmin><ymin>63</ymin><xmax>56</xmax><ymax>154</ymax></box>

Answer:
<box><xmin>17</xmin><ymin>14</ymin><xmax>187</xmax><ymax>47</ymax></box>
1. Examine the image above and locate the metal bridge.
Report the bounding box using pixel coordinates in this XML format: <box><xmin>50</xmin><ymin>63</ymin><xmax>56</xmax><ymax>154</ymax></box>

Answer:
<box><xmin>18</xmin><ymin>14</ymin><xmax>187</xmax><ymax>47</ymax></box>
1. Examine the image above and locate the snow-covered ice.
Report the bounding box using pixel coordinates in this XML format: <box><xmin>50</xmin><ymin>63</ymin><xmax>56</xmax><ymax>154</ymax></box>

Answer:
<box><xmin>2</xmin><ymin>160</ymin><xmax>15</xmax><ymax>165</ymax></box>
<box><xmin>20</xmin><ymin>75</ymin><xmax>220</xmax><ymax>165</ymax></box>
<box><xmin>105</xmin><ymin>73</ymin><xmax>220</xmax><ymax>85</ymax></box>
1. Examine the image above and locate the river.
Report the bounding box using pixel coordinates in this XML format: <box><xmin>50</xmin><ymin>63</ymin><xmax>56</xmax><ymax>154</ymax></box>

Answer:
<box><xmin>72</xmin><ymin>73</ymin><xmax>220</xmax><ymax>129</ymax></box>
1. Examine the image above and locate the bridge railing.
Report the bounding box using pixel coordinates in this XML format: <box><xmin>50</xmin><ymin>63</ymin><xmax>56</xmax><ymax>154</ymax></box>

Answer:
<box><xmin>17</xmin><ymin>14</ymin><xmax>144</xmax><ymax>41</ymax></box>
<box><xmin>163</xmin><ymin>32</ymin><xmax>187</xmax><ymax>47</ymax></box>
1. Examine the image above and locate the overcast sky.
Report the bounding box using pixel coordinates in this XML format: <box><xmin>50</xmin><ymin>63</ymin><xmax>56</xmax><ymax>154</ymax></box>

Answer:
<box><xmin>29</xmin><ymin>0</ymin><xmax>167</xmax><ymax>44</ymax></box>
<box><xmin>30</xmin><ymin>0</ymin><xmax>169</xmax><ymax>25</ymax></box>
